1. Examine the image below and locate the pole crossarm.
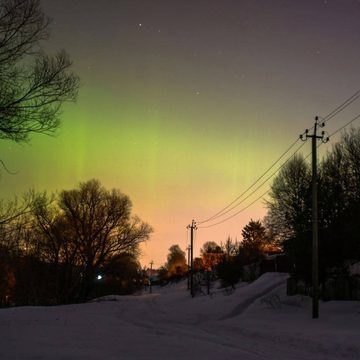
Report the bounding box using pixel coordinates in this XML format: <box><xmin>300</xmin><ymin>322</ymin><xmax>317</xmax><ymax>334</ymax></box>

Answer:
<box><xmin>300</xmin><ymin>116</ymin><xmax>330</xmax><ymax>143</ymax></box>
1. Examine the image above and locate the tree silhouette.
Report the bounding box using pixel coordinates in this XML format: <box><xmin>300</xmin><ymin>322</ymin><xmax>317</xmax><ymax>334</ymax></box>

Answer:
<box><xmin>101</xmin><ymin>252</ymin><xmax>143</xmax><ymax>295</ymax></box>
<box><xmin>265</xmin><ymin>128</ymin><xmax>360</xmax><ymax>287</ymax></box>
<box><xmin>265</xmin><ymin>154</ymin><xmax>311</xmax><ymax>243</ymax></box>
<box><xmin>216</xmin><ymin>237</ymin><xmax>242</xmax><ymax>289</ymax></box>
<box><xmin>0</xmin><ymin>0</ymin><xmax>79</xmax><ymax>142</ymax></box>
<box><xmin>165</xmin><ymin>244</ymin><xmax>187</xmax><ymax>280</ymax></box>
<box><xmin>200</xmin><ymin>241</ymin><xmax>223</xmax><ymax>271</ymax></box>
<box><xmin>240</xmin><ymin>219</ymin><xmax>267</xmax><ymax>264</ymax></box>
<box><xmin>33</xmin><ymin>179</ymin><xmax>152</xmax><ymax>302</ymax></box>
<box><xmin>319</xmin><ymin>128</ymin><xmax>360</xmax><ymax>268</ymax></box>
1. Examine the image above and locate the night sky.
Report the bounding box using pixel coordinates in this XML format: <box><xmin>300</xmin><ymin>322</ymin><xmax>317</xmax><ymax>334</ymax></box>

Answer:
<box><xmin>1</xmin><ymin>0</ymin><xmax>360</xmax><ymax>267</ymax></box>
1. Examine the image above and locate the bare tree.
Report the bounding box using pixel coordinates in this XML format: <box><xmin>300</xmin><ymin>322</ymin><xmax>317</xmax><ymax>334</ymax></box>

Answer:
<box><xmin>32</xmin><ymin>195</ymin><xmax>82</xmax><ymax>303</ymax></box>
<box><xmin>37</xmin><ymin>179</ymin><xmax>153</xmax><ymax>301</ymax></box>
<box><xmin>0</xmin><ymin>0</ymin><xmax>79</xmax><ymax>142</ymax></box>
<box><xmin>30</xmin><ymin>181</ymin><xmax>153</xmax><ymax>303</ymax></box>
<box><xmin>265</xmin><ymin>154</ymin><xmax>312</xmax><ymax>243</ymax></box>
<box><xmin>0</xmin><ymin>190</ymin><xmax>35</xmax><ymax>228</ymax></box>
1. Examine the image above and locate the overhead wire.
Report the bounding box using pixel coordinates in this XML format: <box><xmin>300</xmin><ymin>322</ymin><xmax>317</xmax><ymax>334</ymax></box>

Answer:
<box><xmin>328</xmin><ymin>113</ymin><xmax>360</xmax><ymax>138</ymax></box>
<box><xmin>198</xmin><ymin>188</ymin><xmax>270</xmax><ymax>229</ymax></box>
<box><xmin>309</xmin><ymin>111</ymin><xmax>360</xmax><ymax>159</ymax></box>
<box><xmin>307</xmin><ymin>113</ymin><xmax>360</xmax><ymax>162</ymax></box>
<box><xmin>196</xmin><ymin>88</ymin><xmax>360</xmax><ymax>229</ymax></box>
<box><xmin>199</xmin><ymin>141</ymin><xmax>307</xmax><ymax>224</ymax></box>
<box><xmin>322</xmin><ymin>88</ymin><xmax>360</xmax><ymax>124</ymax></box>
<box><xmin>198</xmin><ymin>141</ymin><xmax>307</xmax><ymax>228</ymax></box>
<box><xmin>302</xmin><ymin>92</ymin><xmax>360</xmax><ymax>161</ymax></box>
<box><xmin>196</xmin><ymin>137</ymin><xmax>301</xmax><ymax>225</ymax></box>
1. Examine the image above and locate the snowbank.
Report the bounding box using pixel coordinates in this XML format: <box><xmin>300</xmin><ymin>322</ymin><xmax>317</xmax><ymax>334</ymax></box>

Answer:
<box><xmin>0</xmin><ymin>273</ymin><xmax>359</xmax><ymax>359</ymax></box>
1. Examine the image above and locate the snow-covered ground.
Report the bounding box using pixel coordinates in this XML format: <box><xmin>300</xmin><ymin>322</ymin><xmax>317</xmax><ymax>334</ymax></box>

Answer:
<box><xmin>0</xmin><ymin>272</ymin><xmax>359</xmax><ymax>359</ymax></box>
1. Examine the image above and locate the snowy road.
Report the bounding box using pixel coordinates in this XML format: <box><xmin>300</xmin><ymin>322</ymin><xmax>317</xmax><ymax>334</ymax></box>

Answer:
<box><xmin>0</xmin><ymin>273</ymin><xmax>359</xmax><ymax>359</ymax></box>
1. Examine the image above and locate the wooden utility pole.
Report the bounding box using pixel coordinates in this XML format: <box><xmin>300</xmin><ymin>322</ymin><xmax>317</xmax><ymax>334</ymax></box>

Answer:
<box><xmin>300</xmin><ymin>116</ymin><xmax>329</xmax><ymax>319</ymax></box>
<box><xmin>187</xmin><ymin>220</ymin><xmax>197</xmax><ymax>297</ymax></box>
<box><xmin>186</xmin><ymin>246</ymin><xmax>191</xmax><ymax>290</ymax></box>
<box><xmin>149</xmin><ymin>260</ymin><xmax>154</xmax><ymax>294</ymax></box>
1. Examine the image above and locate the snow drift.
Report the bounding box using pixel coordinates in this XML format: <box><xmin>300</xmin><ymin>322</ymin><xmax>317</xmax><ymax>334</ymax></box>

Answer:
<box><xmin>0</xmin><ymin>272</ymin><xmax>359</xmax><ymax>359</ymax></box>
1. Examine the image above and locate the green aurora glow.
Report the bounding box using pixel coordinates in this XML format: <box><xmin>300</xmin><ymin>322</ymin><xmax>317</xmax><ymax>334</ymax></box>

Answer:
<box><xmin>1</xmin><ymin>0</ymin><xmax>360</xmax><ymax>266</ymax></box>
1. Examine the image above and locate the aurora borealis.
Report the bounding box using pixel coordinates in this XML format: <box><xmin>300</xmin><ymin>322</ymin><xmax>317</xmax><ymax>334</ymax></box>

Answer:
<box><xmin>1</xmin><ymin>0</ymin><xmax>360</xmax><ymax>267</ymax></box>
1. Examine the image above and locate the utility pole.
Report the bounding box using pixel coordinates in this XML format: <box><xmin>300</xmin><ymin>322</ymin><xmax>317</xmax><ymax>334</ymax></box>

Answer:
<box><xmin>186</xmin><ymin>246</ymin><xmax>191</xmax><ymax>290</ymax></box>
<box><xmin>149</xmin><ymin>260</ymin><xmax>154</xmax><ymax>294</ymax></box>
<box><xmin>300</xmin><ymin>116</ymin><xmax>329</xmax><ymax>319</ymax></box>
<box><xmin>187</xmin><ymin>220</ymin><xmax>197</xmax><ymax>297</ymax></box>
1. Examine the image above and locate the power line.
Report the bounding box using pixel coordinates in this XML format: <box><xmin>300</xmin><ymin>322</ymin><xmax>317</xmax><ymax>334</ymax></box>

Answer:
<box><xmin>328</xmin><ymin>113</ymin><xmax>360</xmax><ymax>137</ymax></box>
<box><xmin>303</xmin><ymin>113</ymin><xmax>360</xmax><ymax>164</ymax></box>
<box><xmin>322</xmin><ymin>88</ymin><xmax>360</xmax><ymax>124</ymax></box>
<box><xmin>307</xmin><ymin>112</ymin><xmax>360</xmax><ymax>161</ymax></box>
<box><xmin>200</xmin><ymin>141</ymin><xmax>307</xmax><ymax>225</ymax></box>
<box><xmin>218</xmin><ymin>112</ymin><xmax>360</xmax><ymax>232</ymax></box>
<box><xmin>197</xmin><ymin>137</ymin><xmax>301</xmax><ymax>225</ymax></box>
<box><xmin>198</xmin><ymin>188</ymin><xmax>270</xmax><ymax>229</ymax></box>
<box><xmin>302</xmin><ymin>88</ymin><xmax>360</xmax><ymax>136</ymax></box>
<box><xmin>196</xmin><ymin>89</ymin><xmax>360</xmax><ymax>229</ymax></box>
<box><xmin>198</xmin><ymin>141</ymin><xmax>307</xmax><ymax>228</ymax></box>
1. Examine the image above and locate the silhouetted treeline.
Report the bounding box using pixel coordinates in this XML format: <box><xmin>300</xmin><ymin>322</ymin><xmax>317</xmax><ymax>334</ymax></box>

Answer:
<box><xmin>159</xmin><ymin>221</ymin><xmax>283</xmax><ymax>291</ymax></box>
<box><xmin>266</xmin><ymin>128</ymin><xmax>360</xmax><ymax>297</ymax></box>
<box><xmin>0</xmin><ymin>179</ymin><xmax>152</xmax><ymax>306</ymax></box>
